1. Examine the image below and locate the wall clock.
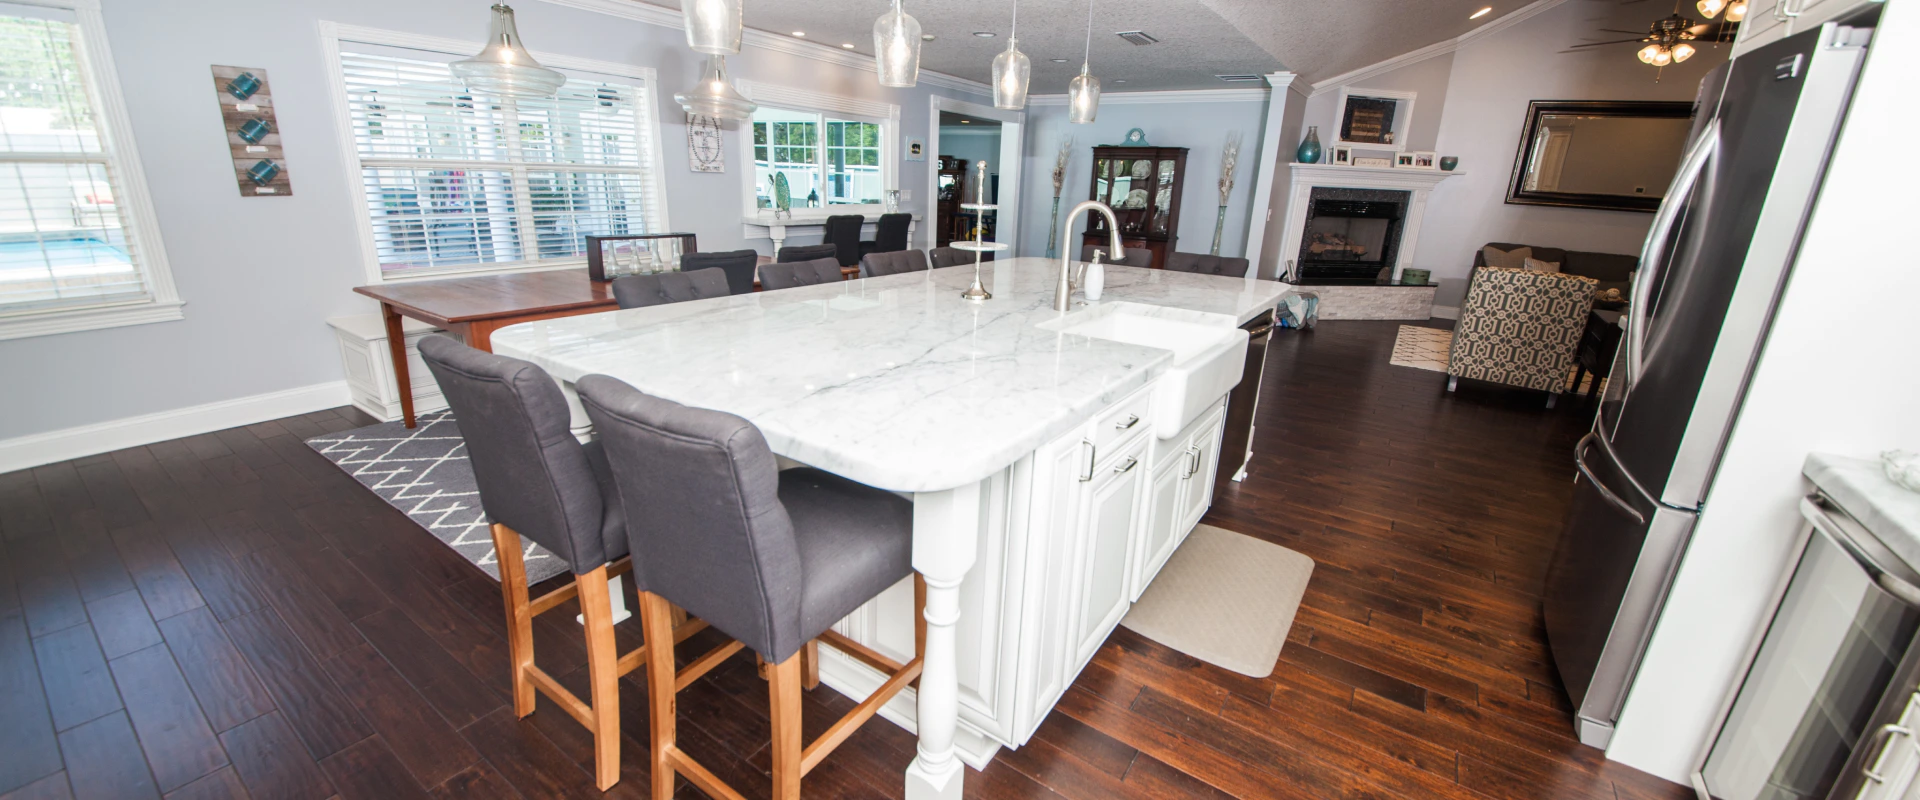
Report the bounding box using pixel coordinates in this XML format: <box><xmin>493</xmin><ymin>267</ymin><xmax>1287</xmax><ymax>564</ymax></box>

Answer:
<box><xmin>687</xmin><ymin>113</ymin><xmax>724</xmax><ymax>173</ymax></box>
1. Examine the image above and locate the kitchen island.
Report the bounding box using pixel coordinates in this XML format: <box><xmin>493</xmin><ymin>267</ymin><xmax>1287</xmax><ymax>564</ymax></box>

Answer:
<box><xmin>492</xmin><ymin>257</ymin><xmax>1287</xmax><ymax>798</ymax></box>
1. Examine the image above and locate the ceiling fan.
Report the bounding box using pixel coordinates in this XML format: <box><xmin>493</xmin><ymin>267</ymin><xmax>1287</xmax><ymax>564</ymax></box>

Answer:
<box><xmin>1563</xmin><ymin>0</ymin><xmax>1741</xmax><ymax>68</ymax></box>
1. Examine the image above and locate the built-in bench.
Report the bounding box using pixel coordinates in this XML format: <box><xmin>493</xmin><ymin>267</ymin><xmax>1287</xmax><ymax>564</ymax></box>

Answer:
<box><xmin>327</xmin><ymin>315</ymin><xmax>447</xmax><ymax>422</ymax></box>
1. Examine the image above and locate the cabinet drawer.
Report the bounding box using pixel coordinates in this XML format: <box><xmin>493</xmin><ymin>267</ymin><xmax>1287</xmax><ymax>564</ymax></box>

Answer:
<box><xmin>1090</xmin><ymin>386</ymin><xmax>1153</xmax><ymax>455</ymax></box>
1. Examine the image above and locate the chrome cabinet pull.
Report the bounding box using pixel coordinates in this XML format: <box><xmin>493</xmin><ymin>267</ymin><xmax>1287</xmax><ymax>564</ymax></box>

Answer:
<box><xmin>1774</xmin><ymin>0</ymin><xmax>1802</xmax><ymax>21</ymax></box>
<box><xmin>1113</xmin><ymin>457</ymin><xmax>1138</xmax><ymax>475</ymax></box>
<box><xmin>1114</xmin><ymin>414</ymin><xmax>1141</xmax><ymax>430</ymax></box>
<box><xmin>1079</xmin><ymin>440</ymin><xmax>1096</xmax><ymax>482</ymax></box>
<box><xmin>1183</xmin><ymin>445</ymin><xmax>1202</xmax><ymax>478</ymax></box>
<box><xmin>1861</xmin><ymin>723</ymin><xmax>1914</xmax><ymax>783</ymax></box>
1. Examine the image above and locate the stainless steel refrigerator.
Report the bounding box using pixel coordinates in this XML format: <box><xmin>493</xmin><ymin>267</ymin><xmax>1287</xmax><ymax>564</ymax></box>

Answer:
<box><xmin>1543</xmin><ymin>18</ymin><xmax>1877</xmax><ymax>749</ymax></box>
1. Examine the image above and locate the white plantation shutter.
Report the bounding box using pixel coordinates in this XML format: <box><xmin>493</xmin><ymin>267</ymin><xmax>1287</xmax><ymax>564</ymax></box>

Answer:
<box><xmin>341</xmin><ymin>49</ymin><xmax>661</xmax><ymax>276</ymax></box>
<box><xmin>0</xmin><ymin>11</ymin><xmax>150</xmax><ymax>314</ymax></box>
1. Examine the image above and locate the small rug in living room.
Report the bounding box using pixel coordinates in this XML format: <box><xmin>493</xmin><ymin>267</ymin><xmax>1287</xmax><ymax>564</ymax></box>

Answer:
<box><xmin>305</xmin><ymin>410</ymin><xmax>566</xmax><ymax>584</ymax></box>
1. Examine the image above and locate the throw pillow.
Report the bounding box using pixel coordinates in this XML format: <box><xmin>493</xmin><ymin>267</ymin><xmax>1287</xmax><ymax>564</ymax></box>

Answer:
<box><xmin>1523</xmin><ymin>257</ymin><xmax>1562</xmax><ymax>273</ymax></box>
<box><xmin>1482</xmin><ymin>245</ymin><xmax>1532</xmax><ymax>270</ymax></box>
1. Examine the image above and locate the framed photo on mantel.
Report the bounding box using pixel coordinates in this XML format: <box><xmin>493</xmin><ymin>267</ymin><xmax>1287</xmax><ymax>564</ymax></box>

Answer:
<box><xmin>212</xmin><ymin>65</ymin><xmax>292</xmax><ymax>197</ymax></box>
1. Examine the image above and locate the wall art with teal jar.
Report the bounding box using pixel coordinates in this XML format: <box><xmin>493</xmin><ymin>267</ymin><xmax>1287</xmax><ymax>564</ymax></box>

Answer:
<box><xmin>212</xmin><ymin>65</ymin><xmax>292</xmax><ymax>197</ymax></box>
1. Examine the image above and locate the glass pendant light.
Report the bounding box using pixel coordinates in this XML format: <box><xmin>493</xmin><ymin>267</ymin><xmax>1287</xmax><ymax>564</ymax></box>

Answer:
<box><xmin>1067</xmin><ymin>0</ymin><xmax>1100</xmax><ymax>124</ymax></box>
<box><xmin>1724</xmin><ymin>0</ymin><xmax>1747</xmax><ymax>20</ymax></box>
<box><xmin>682</xmin><ymin>0</ymin><xmax>743</xmax><ymax>55</ymax></box>
<box><xmin>874</xmin><ymin>0</ymin><xmax>922</xmax><ymax>88</ymax></box>
<box><xmin>1696</xmin><ymin>0</ymin><xmax>1725</xmax><ymax>17</ymax></box>
<box><xmin>992</xmin><ymin>0</ymin><xmax>1031</xmax><ymax>109</ymax></box>
<box><xmin>451</xmin><ymin>4</ymin><xmax>566</xmax><ymax>99</ymax></box>
<box><xmin>674</xmin><ymin>54</ymin><xmax>756</xmax><ymax>121</ymax></box>
<box><xmin>1670</xmin><ymin>41</ymin><xmax>1696</xmax><ymax>62</ymax></box>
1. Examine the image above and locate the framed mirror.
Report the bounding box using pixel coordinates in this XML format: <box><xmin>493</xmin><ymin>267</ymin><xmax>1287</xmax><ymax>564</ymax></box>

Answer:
<box><xmin>1506</xmin><ymin>100</ymin><xmax>1697</xmax><ymax>213</ymax></box>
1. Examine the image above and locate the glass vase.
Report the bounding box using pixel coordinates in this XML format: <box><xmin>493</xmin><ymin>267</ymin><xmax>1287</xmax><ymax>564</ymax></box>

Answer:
<box><xmin>1296</xmin><ymin>126</ymin><xmax>1322</xmax><ymax>165</ymax></box>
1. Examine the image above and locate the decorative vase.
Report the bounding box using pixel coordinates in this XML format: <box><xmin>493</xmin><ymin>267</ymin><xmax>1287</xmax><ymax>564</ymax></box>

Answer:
<box><xmin>1440</xmin><ymin>156</ymin><xmax>1459</xmax><ymax>171</ymax></box>
<box><xmin>1296</xmin><ymin>126</ymin><xmax>1322</xmax><ymax>165</ymax></box>
<box><xmin>1210</xmin><ymin>206</ymin><xmax>1228</xmax><ymax>256</ymax></box>
<box><xmin>1044</xmin><ymin>195</ymin><xmax>1062</xmax><ymax>259</ymax></box>
<box><xmin>884</xmin><ymin>189</ymin><xmax>901</xmax><ymax>213</ymax></box>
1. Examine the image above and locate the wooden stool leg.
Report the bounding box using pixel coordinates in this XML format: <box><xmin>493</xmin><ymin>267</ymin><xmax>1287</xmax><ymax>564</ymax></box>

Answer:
<box><xmin>491</xmin><ymin>524</ymin><xmax>536</xmax><ymax>717</ymax></box>
<box><xmin>577</xmin><ymin>565</ymin><xmax>621</xmax><ymax>791</ymax></box>
<box><xmin>801</xmin><ymin>641</ymin><xmax>820</xmax><ymax>691</ymax></box>
<box><xmin>769</xmin><ymin>655</ymin><xmax>804</xmax><ymax>800</ymax></box>
<box><xmin>638</xmin><ymin>592</ymin><xmax>680</xmax><ymax>800</ymax></box>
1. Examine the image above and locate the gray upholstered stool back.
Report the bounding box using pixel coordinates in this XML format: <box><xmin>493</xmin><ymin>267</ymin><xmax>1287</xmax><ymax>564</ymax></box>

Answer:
<box><xmin>871</xmin><ymin>213</ymin><xmax>911</xmax><ymax>253</ymax></box>
<box><xmin>927</xmin><ymin>246</ymin><xmax>964</xmax><ymax>269</ymax></box>
<box><xmin>576</xmin><ymin>376</ymin><xmax>807</xmax><ymax>661</ymax></box>
<box><xmin>823</xmin><ymin>215</ymin><xmax>865</xmax><ymax>266</ymax></box>
<box><xmin>417</xmin><ymin>335</ymin><xmax>625</xmax><ymax>574</ymax></box>
<box><xmin>776</xmin><ymin>243</ymin><xmax>837</xmax><ymax>263</ymax></box>
<box><xmin>1082</xmin><ymin>244</ymin><xmax>1152</xmax><ymax>268</ymax></box>
<box><xmin>679</xmin><ymin>249</ymin><xmax>759</xmax><ymax>296</ymax></box>
<box><xmin>758</xmin><ymin>257</ymin><xmax>843</xmax><ymax>291</ymax></box>
<box><xmin>1166</xmin><ymin>251</ymin><xmax>1251</xmax><ymax>278</ymax></box>
<box><xmin>611</xmin><ymin>267</ymin><xmax>731</xmax><ymax>309</ymax></box>
<box><xmin>859</xmin><ymin>249</ymin><xmax>929</xmax><ymax>278</ymax></box>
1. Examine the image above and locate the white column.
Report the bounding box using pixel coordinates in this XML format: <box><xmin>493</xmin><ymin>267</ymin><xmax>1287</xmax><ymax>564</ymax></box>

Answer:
<box><xmin>1242</xmin><ymin>71</ymin><xmax>1300</xmax><ymax>282</ymax></box>
<box><xmin>904</xmin><ymin>481</ymin><xmax>985</xmax><ymax>800</ymax></box>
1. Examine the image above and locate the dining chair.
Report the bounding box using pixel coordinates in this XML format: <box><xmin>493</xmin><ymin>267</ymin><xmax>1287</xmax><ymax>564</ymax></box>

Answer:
<box><xmin>859</xmin><ymin>249</ymin><xmax>930</xmax><ymax>278</ymax></box>
<box><xmin>865</xmin><ymin>213</ymin><xmax>911</xmax><ymax>254</ymax></box>
<box><xmin>612</xmin><ymin>268</ymin><xmax>731</xmax><ymax>309</ymax></box>
<box><xmin>823</xmin><ymin>214</ymin><xmax>866</xmax><ymax>267</ymax></box>
<box><xmin>576</xmin><ymin>376</ymin><xmax>924</xmax><ymax>800</ymax></box>
<box><xmin>1166</xmin><ymin>251</ymin><xmax>1251</xmax><ymax>278</ymax></box>
<box><xmin>927</xmin><ymin>246</ymin><xmax>965</xmax><ymax>269</ymax></box>
<box><xmin>758</xmin><ymin>257</ymin><xmax>844</xmax><ymax>291</ymax></box>
<box><xmin>1082</xmin><ymin>244</ymin><xmax>1153</xmax><ymax>268</ymax></box>
<box><xmin>417</xmin><ymin>335</ymin><xmax>704</xmax><ymax>791</ymax></box>
<box><xmin>777</xmin><ymin>243</ymin><xmax>839</xmax><ymax>263</ymax></box>
<box><xmin>680</xmin><ymin>249</ymin><xmax>759</xmax><ymax>296</ymax></box>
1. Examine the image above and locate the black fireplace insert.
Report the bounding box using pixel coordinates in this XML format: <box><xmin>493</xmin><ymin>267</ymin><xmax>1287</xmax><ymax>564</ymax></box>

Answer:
<box><xmin>1296</xmin><ymin>188</ymin><xmax>1410</xmax><ymax>284</ymax></box>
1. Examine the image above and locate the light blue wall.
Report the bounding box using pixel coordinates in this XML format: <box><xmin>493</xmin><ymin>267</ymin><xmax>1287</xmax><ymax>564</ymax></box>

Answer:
<box><xmin>0</xmin><ymin>0</ymin><xmax>988</xmax><ymax>442</ymax></box>
<box><xmin>1017</xmin><ymin>95</ymin><xmax>1269</xmax><ymax>261</ymax></box>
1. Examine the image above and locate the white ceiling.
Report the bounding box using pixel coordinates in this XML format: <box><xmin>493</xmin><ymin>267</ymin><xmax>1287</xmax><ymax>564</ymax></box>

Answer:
<box><xmin>1198</xmin><ymin>0</ymin><xmax>1514</xmax><ymax>84</ymax></box>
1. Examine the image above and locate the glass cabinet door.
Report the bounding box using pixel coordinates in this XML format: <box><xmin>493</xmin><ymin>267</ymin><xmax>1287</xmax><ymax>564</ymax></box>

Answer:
<box><xmin>1153</xmin><ymin>159</ymin><xmax>1177</xmax><ymax>235</ymax></box>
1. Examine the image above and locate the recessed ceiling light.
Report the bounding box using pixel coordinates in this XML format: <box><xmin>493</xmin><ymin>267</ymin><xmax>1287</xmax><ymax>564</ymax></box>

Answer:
<box><xmin>922</xmin><ymin>34</ymin><xmax>936</xmax><ymax>41</ymax></box>
<box><xmin>960</xmin><ymin>119</ymin><xmax>971</xmax><ymax>124</ymax></box>
<box><xmin>972</xmin><ymin>31</ymin><xmax>996</xmax><ymax>38</ymax></box>
<box><xmin>842</xmin><ymin>43</ymin><xmax>856</xmax><ymax>49</ymax></box>
<box><xmin>791</xmin><ymin>31</ymin><xmax>805</xmax><ymax>37</ymax></box>
<box><xmin>1051</xmin><ymin>58</ymin><xmax>1069</xmax><ymax>63</ymax></box>
<box><xmin>1114</xmin><ymin>79</ymin><xmax>1127</xmax><ymax>83</ymax></box>
<box><xmin>1470</xmin><ymin>6</ymin><xmax>1493</xmax><ymax>18</ymax></box>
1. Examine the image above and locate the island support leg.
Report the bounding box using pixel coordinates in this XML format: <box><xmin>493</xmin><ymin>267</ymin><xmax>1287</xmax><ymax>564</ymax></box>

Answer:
<box><xmin>905</xmin><ymin>482</ymin><xmax>983</xmax><ymax>800</ymax></box>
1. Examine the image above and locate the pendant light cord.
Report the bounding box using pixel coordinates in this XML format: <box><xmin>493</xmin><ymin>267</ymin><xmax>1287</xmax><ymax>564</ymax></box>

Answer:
<box><xmin>1082</xmin><ymin>0</ymin><xmax>1093</xmax><ymax>66</ymax></box>
<box><xmin>1011</xmin><ymin>0</ymin><xmax>1018</xmax><ymax>40</ymax></box>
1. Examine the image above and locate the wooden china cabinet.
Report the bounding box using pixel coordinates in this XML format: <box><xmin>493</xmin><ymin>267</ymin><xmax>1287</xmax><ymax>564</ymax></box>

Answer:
<box><xmin>1082</xmin><ymin>145</ymin><xmax>1188</xmax><ymax>269</ymax></box>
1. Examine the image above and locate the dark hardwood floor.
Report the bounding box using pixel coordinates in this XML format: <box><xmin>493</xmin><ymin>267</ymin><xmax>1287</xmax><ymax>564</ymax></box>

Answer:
<box><xmin>0</xmin><ymin>319</ymin><xmax>1691</xmax><ymax>800</ymax></box>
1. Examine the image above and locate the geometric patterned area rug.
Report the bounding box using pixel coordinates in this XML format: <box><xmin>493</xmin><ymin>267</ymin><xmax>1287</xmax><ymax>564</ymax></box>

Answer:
<box><xmin>304</xmin><ymin>410</ymin><xmax>565</xmax><ymax>584</ymax></box>
<box><xmin>1388</xmin><ymin>324</ymin><xmax>1605</xmax><ymax>394</ymax></box>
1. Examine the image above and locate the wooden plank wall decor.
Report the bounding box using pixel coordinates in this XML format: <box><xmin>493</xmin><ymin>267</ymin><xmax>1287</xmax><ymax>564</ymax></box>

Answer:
<box><xmin>211</xmin><ymin>65</ymin><xmax>293</xmax><ymax>197</ymax></box>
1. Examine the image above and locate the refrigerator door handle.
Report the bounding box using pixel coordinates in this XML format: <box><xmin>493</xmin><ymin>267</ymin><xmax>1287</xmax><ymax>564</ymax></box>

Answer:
<box><xmin>1576</xmin><ymin>432</ymin><xmax>1647</xmax><ymax>525</ymax></box>
<box><xmin>1628</xmin><ymin>120</ymin><xmax>1720</xmax><ymax>385</ymax></box>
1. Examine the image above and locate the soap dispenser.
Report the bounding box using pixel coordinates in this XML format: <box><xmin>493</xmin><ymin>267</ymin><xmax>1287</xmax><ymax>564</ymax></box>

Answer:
<box><xmin>1085</xmin><ymin>252</ymin><xmax>1106</xmax><ymax>301</ymax></box>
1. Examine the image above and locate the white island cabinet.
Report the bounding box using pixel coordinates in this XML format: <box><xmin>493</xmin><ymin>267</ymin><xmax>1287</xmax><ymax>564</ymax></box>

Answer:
<box><xmin>490</xmin><ymin>258</ymin><xmax>1285</xmax><ymax>796</ymax></box>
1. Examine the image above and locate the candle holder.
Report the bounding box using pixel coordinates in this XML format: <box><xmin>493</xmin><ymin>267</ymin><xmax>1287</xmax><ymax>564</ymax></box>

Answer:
<box><xmin>952</xmin><ymin>160</ymin><xmax>1007</xmax><ymax>301</ymax></box>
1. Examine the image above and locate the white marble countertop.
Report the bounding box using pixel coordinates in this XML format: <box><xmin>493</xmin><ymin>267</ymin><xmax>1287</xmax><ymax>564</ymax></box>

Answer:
<box><xmin>1805</xmin><ymin>453</ymin><xmax>1920</xmax><ymax>571</ymax></box>
<box><xmin>491</xmin><ymin>258</ymin><xmax>1288</xmax><ymax>493</ymax></box>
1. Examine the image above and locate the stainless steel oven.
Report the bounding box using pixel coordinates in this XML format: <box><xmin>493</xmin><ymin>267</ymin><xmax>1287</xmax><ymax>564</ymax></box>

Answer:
<box><xmin>1697</xmin><ymin>493</ymin><xmax>1920</xmax><ymax>800</ymax></box>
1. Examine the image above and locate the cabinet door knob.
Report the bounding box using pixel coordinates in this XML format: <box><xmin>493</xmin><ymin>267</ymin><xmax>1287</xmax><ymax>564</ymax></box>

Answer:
<box><xmin>1114</xmin><ymin>414</ymin><xmax>1140</xmax><ymax>430</ymax></box>
<box><xmin>1113</xmin><ymin>457</ymin><xmax>1138</xmax><ymax>475</ymax></box>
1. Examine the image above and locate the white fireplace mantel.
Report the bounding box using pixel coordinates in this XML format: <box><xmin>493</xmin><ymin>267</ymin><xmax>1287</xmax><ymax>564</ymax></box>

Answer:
<box><xmin>1279</xmin><ymin>163</ymin><xmax>1462</xmax><ymax>282</ymax></box>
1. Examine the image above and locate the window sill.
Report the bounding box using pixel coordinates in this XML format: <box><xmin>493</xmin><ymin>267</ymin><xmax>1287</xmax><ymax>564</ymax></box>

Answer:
<box><xmin>0</xmin><ymin>299</ymin><xmax>186</xmax><ymax>342</ymax></box>
<box><xmin>742</xmin><ymin>210</ymin><xmax>920</xmax><ymax>226</ymax></box>
<box><xmin>365</xmin><ymin>258</ymin><xmax>589</xmax><ymax>286</ymax></box>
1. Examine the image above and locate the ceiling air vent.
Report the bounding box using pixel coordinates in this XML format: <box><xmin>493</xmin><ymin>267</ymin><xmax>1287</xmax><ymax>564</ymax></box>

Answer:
<box><xmin>1215</xmin><ymin>74</ymin><xmax>1263</xmax><ymax>82</ymax></box>
<box><xmin>1115</xmin><ymin>30</ymin><xmax>1158</xmax><ymax>45</ymax></box>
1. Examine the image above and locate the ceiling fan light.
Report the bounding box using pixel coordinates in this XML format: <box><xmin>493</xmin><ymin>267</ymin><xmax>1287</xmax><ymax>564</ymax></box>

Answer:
<box><xmin>873</xmin><ymin>0</ymin><xmax>922</xmax><ymax>88</ymax></box>
<box><xmin>1696</xmin><ymin>0</ymin><xmax>1724</xmax><ymax>18</ymax></box>
<box><xmin>1671</xmin><ymin>42</ymin><xmax>1696</xmax><ymax>61</ymax></box>
<box><xmin>450</xmin><ymin>4</ymin><xmax>566</xmax><ymax>100</ymax></box>
<box><xmin>1637</xmin><ymin>43</ymin><xmax>1661</xmax><ymax>63</ymax></box>
<box><xmin>1650</xmin><ymin>46</ymin><xmax>1673</xmax><ymax>66</ymax></box>
<box><xmin>992</xmin><ymin>39</ymin><xmax>1031</xmax><ymax>109</ymax></box>
<box><xmin>682</xmin><ymin>0</ymin><xmax>743</xmax><ymax>55</ymax></box>
<box><xmin>1724</xmin><ymin>0</ymin><xmax>1747</xmax><ymax>20</ymax></box>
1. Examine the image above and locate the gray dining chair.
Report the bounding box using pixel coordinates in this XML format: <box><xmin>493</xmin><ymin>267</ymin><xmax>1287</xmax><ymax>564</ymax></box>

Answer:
<box><xmin>758</xmin><ymin>257</ymin><xmax>844</xmax><ymax>291</ymax></box>
<box><xmin>680</xmin><ymin>249</ymin><xmax>759</xmax><ymax>296</ymax></box>
<box><xmin>859</xmin><ymin>249</ymin><xmax>930</xmax><ymax>278</ymax></box>
<box><xmin>776</xmin><ymin>243</ymin><xmax>838</xmax><ymax>263</ymax></box>
<box><xmin>928</xmin><ymin>246</ymin><xmax>966</xmax><ymax>269</ymax></box>
<box><xmin>612</xmin><ymin>267</ymin><xmax>731</xmax><ymax>309</ymax></box>
<box><xmin>576</xmin><ymin>376</ymin><xmax>924</xmax><ymax>800</ymax></box>
<box><xmin>1083</xmin><ymin>244</ymin><xmax>1153</xmax><ymax>268</ymax></box>
<box><xmin>1167</xmin><ymin>251</ymin><xmax>1251</xmax><ymax>278</ymax></box>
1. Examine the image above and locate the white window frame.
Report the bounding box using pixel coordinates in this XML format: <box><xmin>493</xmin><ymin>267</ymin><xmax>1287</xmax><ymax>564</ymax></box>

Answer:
<box><xmin>736</xmin><ymin>80</ymin><xmax>898</xmax><ymax>222</ymax></box>
<box><xmin>319</xmin><ymin>22</ymin><xmax>672</xmax><ymax>286</ymax></box>
<box><xmin>0</xmin><ymin>0</ymin><xmax>180</xmax><ymax>341</ymax></box>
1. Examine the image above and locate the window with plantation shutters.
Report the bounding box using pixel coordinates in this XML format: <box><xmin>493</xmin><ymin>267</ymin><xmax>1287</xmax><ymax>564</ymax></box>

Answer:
<box><xmin>0</xmin><ymin>7</ymin><xmax>173</xmax><ymax>332</ymax></box>
<box><xmin>339</xmin><ymin>47</ymin><xmax>663</xmax><ymax>277</ymax></box>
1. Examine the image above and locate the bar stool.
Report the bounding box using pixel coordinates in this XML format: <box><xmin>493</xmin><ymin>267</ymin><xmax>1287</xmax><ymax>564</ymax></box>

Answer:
<box><xmin>418</xmin><ymin>336</ymin><xmax>707</xmax><ymax>791</ymax></box>
<box><xmin>612</xmin><ymin>267</ymin><xmax>731</xmax><ymax>309</ymax></box>
<box><xmin>576</xmin><ymin>375</ymin><xmax>925</xmax><ymax>800</ymax></box>
<box><xmin>759</xmin><ymin>258</ymin><xmax>844</xmax><ymax>291</ymax></box>
<box><xmin>859</xmin><ymin>249</ymin><xmax>930</xmax><ymax>278</ymax></box>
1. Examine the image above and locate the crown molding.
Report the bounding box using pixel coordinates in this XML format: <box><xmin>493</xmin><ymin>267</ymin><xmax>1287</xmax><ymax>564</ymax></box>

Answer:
<box><xmin>1028</xmin><ymin>86</ymin><xmax>1270</xmax><ymax>106</ymax></box>
<box><xmin>1307</xmin><ymin>0</ymin><xmax>1571</xmax><ymax>96</ymax></box>
<box><xmin>534</xmin><ymin>0</ymin><xmax>992</xmax><ymax>96</ymax></box>
<box><xmin>1267</xmin><ymin>70</ymin><xmax>1307</xmax><ymax>98</ymax></box>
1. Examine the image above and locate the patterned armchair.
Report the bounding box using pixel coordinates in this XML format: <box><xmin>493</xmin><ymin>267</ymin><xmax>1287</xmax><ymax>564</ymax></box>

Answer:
<box><xmin>1446</xmin><ymin>266</ymin><xmax>1597</xmax><ymax>407</ymax></box>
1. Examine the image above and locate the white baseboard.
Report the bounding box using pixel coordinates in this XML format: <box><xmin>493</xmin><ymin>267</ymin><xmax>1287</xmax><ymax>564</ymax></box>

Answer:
<box><xmin>1431</xmin><ymin>305</ymin><xmax>1460</xmax><ymax>320</ymax></box>
<box><xmin>0</xmin><ymin>380</ymin><xmax>352</xmax><ymax>474</ymax></box>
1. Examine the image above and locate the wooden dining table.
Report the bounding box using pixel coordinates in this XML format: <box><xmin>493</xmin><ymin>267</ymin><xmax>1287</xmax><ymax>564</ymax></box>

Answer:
<box><xmin>354</xmin><ymin>268</ymin><xmax>618</xmax><ymax>428</ymax></box>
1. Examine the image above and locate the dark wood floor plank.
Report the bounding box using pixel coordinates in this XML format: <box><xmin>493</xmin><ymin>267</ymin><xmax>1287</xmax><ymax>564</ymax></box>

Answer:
<box><xmin>108</xmin><ymin>644</ymin><xmax>229</xmax><ymax>792</ymax></box>
<box><xmin>75</xmin><ymin>460</ymin><xmax>151</xmax><ymax>531</ymax></box>
<box><xmin>0</xmin><ymin>771</ymin><xmax>71</xmax><ymax>800</ymax></box>
<box><xmin>221</xmin><ymin>609</ymin><xmax>372</xmax><ymax>759</ymax></box>
<box><xmin>58</xmin><ymin>518</ymin><xmax>135</xmax><ymax>603</ymax></box>
<box><xmin>156</xmin><ymin>607</ymin><xmax>275</xmax><ymax>734</ymax></box>
<box><xmin>234</xmin><ymin>547</ymin><xmax>363</xmax><ymax>661</ymax></box>
<box><xmin>86</xmin><ymin>591</ymin><xmax>162</xmax><ymax>660</ymax></box>
<box><xmin>159</xmin><ymin>521</ymin><xmax>269</xmax><ymax>624</ymax></box>
<box><xmin>458</xmin><ymin>707</ymin><xmax>600</xmax><ymax>800</ymax></box>
<box><xmin>422</xmin><ymin>762</ymin><xmax>517</xmax><ymax>800</ymax></box>
<box><xmin>316</xmin><ymin>736</ymin><xmax>430</xmax><ymax>800</ymax></box>
<box><xmin>0</xmin><ymin>470</ymin><xmax>55</xmax><ymax>541</ymax></box>
<box><xmin>219</xmin><ymin>713</ymin><xmax>335</xmax><ymax>800</ymax></box>
<box><xmin>320</xmin><ymin>644</ymin><xmax>479</xmax><ymax>788</ymax></box>
<box><xmin>161</xmin><ymin>768</ymin><xmax>250</xmax><ymax>800</ymax></box>
<box><xmin>11</xmin><ymin>536</ymin><xmax>89</xmax><ymax>638</ymax></box>
<box><xmin>350</xmin><ymin>607</ymin><xmax>505</xmax><ymax>730</ymax></box>
<box><xmin>0</xmin><ymin>614</ymin><xmax>65</xmax><ymax>795</ymax></box>
<box><xmin>110</xmin><ymin>524</ymin><xmax>206</xmax><ymax>621</ymax></box>
<box><xmin>57</xmin><ymin>712</ymin><xmax>159</xmax><ymax>800</ymax></box>
<box><xmin>32</xmin><ymin>624</ymin><xmax>121</xmax><ymax>732</ymax></box>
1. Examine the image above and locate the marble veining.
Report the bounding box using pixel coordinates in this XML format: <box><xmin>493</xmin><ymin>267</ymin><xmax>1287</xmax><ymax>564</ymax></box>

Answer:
<box><xmin>1805</xmin><ymin>453</ymin><xmax>1920</xmax><ymax>572</ymax></box>
<box><xmin>491</xmin><ymin>258</ymin><xmax>1288</xmax><ymax>493</ymax></box>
